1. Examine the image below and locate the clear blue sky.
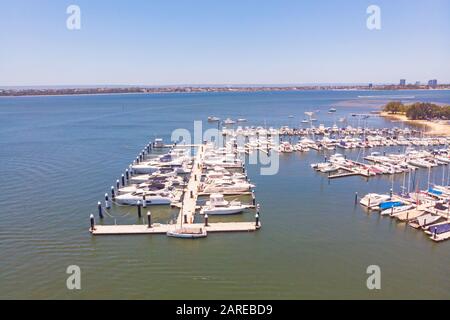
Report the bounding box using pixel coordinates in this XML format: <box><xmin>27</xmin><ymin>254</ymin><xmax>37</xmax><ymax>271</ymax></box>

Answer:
<box><xmin>1</xmin><ymin>0</ymin><xmax>449</xmax><ymax>86</ymax></box>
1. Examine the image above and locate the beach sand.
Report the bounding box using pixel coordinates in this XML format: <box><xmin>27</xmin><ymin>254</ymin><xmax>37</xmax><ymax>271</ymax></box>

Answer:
<box><xmin>380</xmin><ymin>112</ymin><xmax>450</xmax><ymax>136</ymax></box>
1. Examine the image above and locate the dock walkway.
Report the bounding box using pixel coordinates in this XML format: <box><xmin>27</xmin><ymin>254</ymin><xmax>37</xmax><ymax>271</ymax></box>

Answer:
<box><xmin>91</xmin><ymin>222</ymin><xmax>260</xmax><ymax>235</ymax></box>
<box><xmin>177</xmin><ymin>144</ymin><xmax>205</xmax><ymax>225</ymax></box>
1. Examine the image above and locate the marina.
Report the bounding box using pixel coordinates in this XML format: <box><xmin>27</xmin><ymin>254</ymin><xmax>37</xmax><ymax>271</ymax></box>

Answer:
<box><xmin>3</xmin><ymin>90</ymin><xmax>450</xmax><ymax>299</ymax></box>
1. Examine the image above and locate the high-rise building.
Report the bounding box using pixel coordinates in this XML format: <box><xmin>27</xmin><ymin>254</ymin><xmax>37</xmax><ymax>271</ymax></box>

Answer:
<box><xmin>400</xmin><ymin>79</ymin><xmax>406</xmax><ymax>86</ymax></box>
<box><xmin>368</xmin><ymin>83</ymin><xmax>373</xmax><ymax>89</ymax></box>
<box><xmin>428</xmin><ymin>79</ymin><xmax>438</xmax><ymax>88</ymax></box>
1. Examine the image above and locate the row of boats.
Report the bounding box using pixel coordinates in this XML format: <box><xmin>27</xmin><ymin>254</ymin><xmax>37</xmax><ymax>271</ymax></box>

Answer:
<box><xmin>360</xmin><ymin>187</ymin><xmax>450</xmax><ymax>242</ymax></box>
<box><xmin>312</xmin><ymin>148</ymin><xmax>450</xmax><ymax>178</ymax></box>
<box><xmin>221</xmin><ymin>124</ymin><xmax>428</xmax><ymax>139</ymax></box>
<box><xmin>218</xmin><ymin>125</ymin><xmax>449</xmax><ymax>156</ymax></box>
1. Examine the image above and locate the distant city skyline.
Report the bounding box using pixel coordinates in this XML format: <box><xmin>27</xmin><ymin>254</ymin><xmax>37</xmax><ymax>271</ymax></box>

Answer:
<box><xmin>1</xmin><ymin>0</ymin><xmax>449</xmax><ymax>86</ymax></box>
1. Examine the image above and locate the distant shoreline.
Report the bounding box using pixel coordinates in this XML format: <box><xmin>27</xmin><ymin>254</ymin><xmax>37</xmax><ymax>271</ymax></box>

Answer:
<box><xmin>1</xmin><ymin>85</ymin><xmax>450</xmax><ymax>98</ymax></box>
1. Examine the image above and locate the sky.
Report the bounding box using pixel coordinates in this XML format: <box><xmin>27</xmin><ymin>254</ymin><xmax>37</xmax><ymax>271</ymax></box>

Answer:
<box><xmin>0</xmin><ymin>0</ymin><xmax>449</xmax><ymax>86</ymax></box>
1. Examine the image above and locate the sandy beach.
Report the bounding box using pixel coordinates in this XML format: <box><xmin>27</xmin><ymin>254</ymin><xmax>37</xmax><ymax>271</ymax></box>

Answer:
<box><xmin>380</xmin><ymin>112</ymin><xmax>450</xmax><ymax>136</ymax></box>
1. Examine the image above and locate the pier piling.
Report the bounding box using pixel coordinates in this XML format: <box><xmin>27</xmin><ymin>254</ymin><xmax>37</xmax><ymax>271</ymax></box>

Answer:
<box><xmin>121</xmin><ymin>174</ymin><xmax>125</xmax><ymax>187</ymax></box>
<box><xmin>204</xmin><ymin>214</ymin><xmax>209</xmax><ymax>227</ymax></box>
<box><xmin>147</xmin><ymin>211</ymin><xmax>152</xmax><ymax>228</ymax></box>
<box><xmin>116</xmin><ymin>180</ymin><xmax>120</xmax><ymax>191</ymax></box>
<box><xmin>143</xmin><ymin>194</ymin><xmax>147</xmax><ymax>208</ymax></box>
<box><xmin>111</xmin><ymin>186</ymin><xmax>115</xmax><ymax>200</ymax></box>
<box><xmin>90</xmin><ymin>214</ymin><xmax>95</xmax><ymax>231</ymax></box>
<box><xmin>97</xmin><ymin>202</ymin><xmax>104</xmax><ymax>219</ymax></box>
<box><xmin>137</xmin><ymin>201</ymin><xmax>142</xmax><ymax>218</ymax></box>
<box><xmin>255</xmin><ymin>213</ymin><xmax>260</xmax><ymax>227</ymax></box>
<box><xmin>354</xmin><ymin>192</ymin><xmax>358</xmax><ymax>205</ymax></box>
<box><xmin>105</xmin><ymin>193</ymin><xmax>111</xmax><ymax>209</ymax></box>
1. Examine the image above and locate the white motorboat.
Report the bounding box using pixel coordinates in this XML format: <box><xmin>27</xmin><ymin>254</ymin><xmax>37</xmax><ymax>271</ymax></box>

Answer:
<box><xmin>200</xmin><ymin>194</ymin><xmax>249</xmax><ymax>215</ymax></box>
<box><xmin>223</xmin><ymin>118</ymin><xmax>236</xmax><ymax>125</ymax></box>
<box><xmin>208</xmin><ymin>116</ymin><xmax>220</xmax><ymax>122</ymax></box>
<box><xmin>118</xmin><ymin>181</ymin><xmax>167</xmax><ymax>194</ymax></box>
<box><xmin>359</xmin><ymin>193</ymin><xmax>391</xmax><ymax>208</ymax></box>
<box><xmin>167</xmin><ymin>227</ymin><xmax>207</xmax><ymax>239</ymax></box>
<box><xmin>278</xmin><ymin>141</ymin><xmax>294</xmax><ymax>153</ymax></box>
<box><xmin>153</xmin><ymin>138</ymin><xmax>164</xmax><ymax>148</ymax></box>
<box><xmin>115</xmin><ymin>190</ymin><xmax>174</xmax><ymax>206</ymax></box>
<box><xmin>205</xmin><ymin>169</ymin><xmax>246</xmax><ymax>181</ymax></box>
<box><xmin>202</xmin><ymin>180</ymin><xmax>255</xmax><ymax>194</ymax></box>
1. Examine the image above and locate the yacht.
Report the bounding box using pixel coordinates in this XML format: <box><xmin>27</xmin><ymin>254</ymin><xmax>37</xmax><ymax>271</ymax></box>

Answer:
<box><xmin>223</xmin><ymin>118</ymin><xmax>236</xmax><ymax>125</ymax></box>
<box><xmin>200</xmin><ymin>194</ymin><xmax>250</xmax><ymax>215</ymax></box>
<box><xmin>359</xmin><ymin>193</ymin><xmax>391</xmax><ymax>208</ymax></box>
<box><xmin>278</xmin><ymin>141</ymin><xmax>294</xmax><ymax>153</ymax></box>
<box><xmin>153</xmin><ymin>138</ymin><xmax>164</xmax><ymax>148</ymax></box>
<box><xmin>115</xmin><ymin>190</ymin><xmax>175</xmax><ymax>206</ymax></box>
<box><xmin>208</xmin><ymin>116</ymin><xmax>220</xmax><ymax>122</ymax></box>
<box><xmin>202</xmin><ymin>180</ymin><xmax>255</xmax><ymax>194</ymax></box>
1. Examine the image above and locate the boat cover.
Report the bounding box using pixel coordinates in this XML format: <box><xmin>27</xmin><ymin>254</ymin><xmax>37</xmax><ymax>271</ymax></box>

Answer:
<box><xmin>430</xmin><ymin>223</ymin><xmax>450</xmax><ymax>235</ymax></box>
<box><xmin>428</xmin><ymin>188</ymin><xmax>443</xmax><ymax>196</ymax></box>
<box><xmin>379</xmin><ymin>201</ymin><xmax>403</xmax><ymax>210</ymax></box>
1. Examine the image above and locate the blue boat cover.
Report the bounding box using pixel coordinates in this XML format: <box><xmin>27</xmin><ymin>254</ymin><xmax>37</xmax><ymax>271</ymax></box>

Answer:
<box><xmin>431</xmin><ymin>223</ymin><xmax>450</xmax><ymax>235</ymax></box>
<box><xmin>379</xmin><ymin>201</ymin><xmax>403</xmax><ymax>210</ymax></box>
<box><xmin>428</xmin><ymin>188</ymin><xmax>443</xmax><ymax>196</ymax></box>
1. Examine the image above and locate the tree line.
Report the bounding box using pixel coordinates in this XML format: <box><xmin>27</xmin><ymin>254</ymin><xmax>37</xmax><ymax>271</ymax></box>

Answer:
<box><xmin>383</xmin><ymin>101</ymin><xmax>450</xmax><ymax>120</ymax></box>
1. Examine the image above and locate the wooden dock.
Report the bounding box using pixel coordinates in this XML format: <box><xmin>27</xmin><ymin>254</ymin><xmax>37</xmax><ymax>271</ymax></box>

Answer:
<box><xmin>177</xmin><ymin>144</ymin><xmax>205</xmax><ymax>225</ymax></box>
<box><xmin>91</xmin><ymin>222</ymin><xmax>260</xmax><ymax>235</ymax></box>
<box><xmin>328</xmin><ymin>171</ymin><xmax>360</xmax><ymax>179</ymax></box>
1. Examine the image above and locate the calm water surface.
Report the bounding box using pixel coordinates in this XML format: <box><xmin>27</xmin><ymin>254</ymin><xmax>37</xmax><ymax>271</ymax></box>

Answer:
<box><xmin>1</xmin><ymin>90</ymin><xmax>450</xmax><ymax>299</ymax></box>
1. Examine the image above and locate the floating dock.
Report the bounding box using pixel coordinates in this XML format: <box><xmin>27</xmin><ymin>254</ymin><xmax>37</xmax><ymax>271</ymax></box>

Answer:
<box><xmin>91</xmin><ymin>222</ymin><xmax>260</xmax><ymax>235</ymax></box>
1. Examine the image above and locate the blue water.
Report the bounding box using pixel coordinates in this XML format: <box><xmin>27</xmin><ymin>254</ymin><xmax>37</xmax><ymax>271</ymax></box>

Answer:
<box><xmin>1</xmin><ymin>90</ymin><xmax>450</xmax><ymax>299</ymax></box>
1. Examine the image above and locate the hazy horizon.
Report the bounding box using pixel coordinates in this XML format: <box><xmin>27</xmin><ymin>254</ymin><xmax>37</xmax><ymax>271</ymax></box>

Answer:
<box><xmin>1</xmin><ymin>0</ymin><xmax>449</xmax><ymax>86</ymax></box>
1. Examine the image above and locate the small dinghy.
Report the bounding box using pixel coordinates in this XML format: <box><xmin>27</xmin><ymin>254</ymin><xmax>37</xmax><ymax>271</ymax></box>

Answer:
<box><xmin>167</xmin><ymin>227</ymin><xmax>207</xmax><ymax>239</ymax></box>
